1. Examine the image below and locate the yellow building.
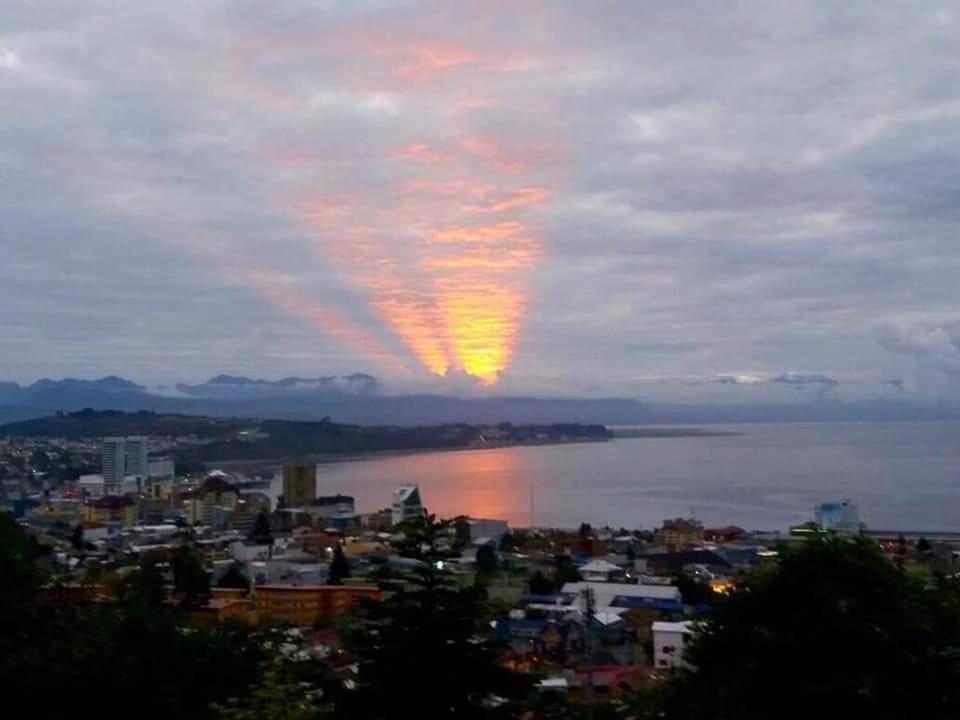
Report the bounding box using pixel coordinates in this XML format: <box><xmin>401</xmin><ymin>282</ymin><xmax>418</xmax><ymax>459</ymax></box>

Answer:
<box><xmin>148</xmin><ymin>479</ymin><xmax>173</xmax><ymax>501</ymax></box>
<box><xmin>185</xmin><ymin>473</ymin><xmax>240</xmax><ymax>525</ymax></box>
<box><xmin>83</xmin><ymin>495</ymin><xmax>138</xmax><ymax>527</ymax></box>
<box><xmin>282</xmin><ymin>464</ymin><xmax>317</xmax><ymax>507</ymax></box>
<box><xmin>657</xmin><ymin>518</ymin><xmax>704</xmax><ymax>551</ymax></box>
<box><xmin>183</xmin><ymin>598</ymin><xmax>251</xmax><ymax>629</ymax></box>
<box><xmin>254</xmin><ymin>585</ymin><xmax>382</xmax><ymax>627</ymax></box>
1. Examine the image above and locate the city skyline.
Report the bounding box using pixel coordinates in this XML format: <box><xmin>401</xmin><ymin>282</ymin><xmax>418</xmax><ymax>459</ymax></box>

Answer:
<box><xmin>4</xmin><ymin>3</ymin><xmax>960</xmax><ymax>402</ymax></box>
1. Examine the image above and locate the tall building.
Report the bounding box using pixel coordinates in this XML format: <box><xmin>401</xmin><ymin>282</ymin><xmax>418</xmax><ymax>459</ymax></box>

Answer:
<box><xmin>102</xmin><ymin>436</ymin><xmax>151</xmax><ymax>495</ymax></box>
<box><xmin>392</xmin><ymin>485</ymin><xmax>423</xmax><ymax>526</ymax></box>
<box><xmin>282</xmin><ymin>464</ymin><xmax>317</xmax><ymax>507</ymax></box>
<box><xmin>124</xmin><ymin>436</ymin><xmax>149</xmax><ymax>477</ymax></box>
<box><xmin>101</xmin><ymin>437</ymin><xmax>126</xmax><ymax>495</ymax></box>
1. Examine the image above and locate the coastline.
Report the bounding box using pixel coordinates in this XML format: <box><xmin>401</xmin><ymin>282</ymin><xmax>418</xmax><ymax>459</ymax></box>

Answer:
<box><xmin>211</xmin><ymin>427</ymin><xmax>740</xmax><ymax>474</ymax></box>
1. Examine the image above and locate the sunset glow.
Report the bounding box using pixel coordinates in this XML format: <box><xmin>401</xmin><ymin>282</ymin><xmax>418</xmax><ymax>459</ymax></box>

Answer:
<box><xmin>271</xmin><ymin>38</ymin><xmax>555</xmax><ymax>384</ymax></box>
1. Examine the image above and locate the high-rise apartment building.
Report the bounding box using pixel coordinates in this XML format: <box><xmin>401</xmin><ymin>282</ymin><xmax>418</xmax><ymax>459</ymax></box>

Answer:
<box><xmin>101</xmin><ymin>436</ymin><xmax>151</xmax><ymax>495</ymax></box>
<box><xmin>101</xmin><ymin>437</ymin><xmax>126</xmax><ymax>495</ymax></box>
<box><xmin>124</xmin><ymin>436</ymin><xmax>149</xmax><ymax>477</ymax></box>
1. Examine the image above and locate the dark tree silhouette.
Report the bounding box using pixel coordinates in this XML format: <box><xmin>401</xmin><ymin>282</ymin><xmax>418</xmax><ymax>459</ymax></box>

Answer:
<box><xmin>117</xmin><ymin>556</ymin><xmax>167</xmax><ymax>607</ymax></box>
<box><xmin>328</xmin><ymin>544</ymin><xmax>351</xmax><ymax>586</ymax></box>
<box><xmin>675</xmin><ymin>572</ymin><xmax>713</xmax><ymax>606</ymax></box>
<box><xmin>217</xmin><ymin>563</ymin><xmax>250</xmax><ymax>592</ymax></box>
<box><xmin>528</xmin><ymin>570</ymin><xmax>555</xmax><ymax>596</ymax></box>
<box><xmin>346</xmin><ymin>514</ymin><xmax>530</xmax><ymax>718</ymax></box>
<box><xmin>251</xmin><ymin>511</ymin><xmax>273</xmax><ymax>545</ymax></box>
<box><xmin>70</xmin><ymin>523</ymin><xmax>85</xmax><ymax>551</ymax></box>
<box><xmin>553</xmin><ymin>554</ymin><xmax>583</xmax><ymax>586</ymax></box>
<box><xmin>662</xmin><ymin>535</ymin><xmax>960</xmax><ymax>719</ymax></box>
<box><xmin>172</xmin><ymin>546</ymin><xmax>211</xmax><ymax>607</ymax></box>
<box><xmin>475</xmin><ymin>544</ymin><xmax>498</xmax><ymax>575</ymax></box>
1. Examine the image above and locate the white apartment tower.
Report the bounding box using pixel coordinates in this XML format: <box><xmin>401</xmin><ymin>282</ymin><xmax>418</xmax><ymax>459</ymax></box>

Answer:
<box><xmin>101</xmin><ymin>437</ymin><xmax>126</xmax><ymax>495</ymax></box>
<box><xmin>101</xmin><ymin>435</ymin><xmax>150</xmax><ymax>495</ymax></box>
<box><xmin>124</xmin><ymin>436</ymin><xmax>149</xmax><ymax>477</ymax></box>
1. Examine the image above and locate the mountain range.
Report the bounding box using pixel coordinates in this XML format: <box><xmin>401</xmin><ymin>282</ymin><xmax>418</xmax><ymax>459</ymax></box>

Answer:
<box><xmin>0</xmin><ymin>374</ymin><xmax>958</xmax><ymax>427</ymax></box>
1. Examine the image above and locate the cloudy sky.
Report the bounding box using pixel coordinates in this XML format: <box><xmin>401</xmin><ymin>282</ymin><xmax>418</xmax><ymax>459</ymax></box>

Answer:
<box><xmin>3</xmin><ymin>1</ymin><xmax>960</xmax><ymax>401</ymax></box>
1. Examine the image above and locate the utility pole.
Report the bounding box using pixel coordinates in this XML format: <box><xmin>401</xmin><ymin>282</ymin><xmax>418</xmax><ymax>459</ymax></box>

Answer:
<box><xmin>529</xmin><ymin>485</ymin><xmax>535</xmax><ymax>530</ymax></box>
<box><xmin>582</xmin><ymin>586</ymin><xmax>595</xmax><ymax>720</ymax></box>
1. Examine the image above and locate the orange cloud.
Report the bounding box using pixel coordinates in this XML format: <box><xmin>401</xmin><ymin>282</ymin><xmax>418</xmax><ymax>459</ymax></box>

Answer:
<box><xmin>464</xmin><ymin>186</ymin><xmax>551</xmax><ymax>213</ymax></box>
<box><xmin>436</xmin><ymin>280</ymin><xmax>528</xmax><ymax>384</ymax></box>
<box><xmin>460</xmin><ymin>136</ymin><xmax>528</xmax><ymax>172</ymax></box>
<box><xmin>389</xmin><ymin>143</ymin><xmax>453</xmax><ymax>164</ymax></box>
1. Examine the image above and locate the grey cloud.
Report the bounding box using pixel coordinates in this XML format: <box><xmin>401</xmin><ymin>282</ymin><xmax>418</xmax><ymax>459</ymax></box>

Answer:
<box><xmin>1</xmin><ymin>1</ymin><xmax>959</xmax><ymax>402</ymax></box>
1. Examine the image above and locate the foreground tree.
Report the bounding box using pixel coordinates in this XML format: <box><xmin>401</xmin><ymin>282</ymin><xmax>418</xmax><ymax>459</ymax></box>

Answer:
<box><xmin>251</xmin><ymin>511</ymin><xmax>273</xmax><ymax>545</ymax></box>
<box><xmin>662</xmin><ymin>535</ymin><xmax>960</xmax><ymax>719</ymax></box>
<box><xmin>217</xmin><ymin>562</ymin><xmax>250</xmax><ymax>592</ymax></box>
<box><xmin>475</xmin><ymin>544</ymin><xmax>498</xmax><ymax>576</ymax></box>
<box><xmin>70</xmin><ymin>523</ymin><xmax>85</xmax><ymax>551</ymax></box>
<box><xmin>346</xmin><ymin>514</ymin><xmax>530</xmax><ymax>718</ymax></box>
<box><xmin>328</xmin><ymin>543</ymin><xmax>350</xmax><ymax>586</ymax></box>
<box><xmin>0</xmin><ymin>514</ymin><xmax>266</xmax><ymax>720</ymax></box>
<box><xmin>172</xmin><ymin>546</ymin><xmax>211</xmax><ymax>607</ymax></box>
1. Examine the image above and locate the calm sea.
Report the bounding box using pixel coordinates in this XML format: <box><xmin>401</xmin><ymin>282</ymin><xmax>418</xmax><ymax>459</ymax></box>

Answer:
<box><xmin>271</xmin><ymin>422</ymin><xmax>960</xmax><ymax>532</ymax></box>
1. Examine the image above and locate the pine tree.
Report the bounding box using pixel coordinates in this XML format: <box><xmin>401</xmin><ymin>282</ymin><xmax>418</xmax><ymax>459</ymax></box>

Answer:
<box><xmin>328</xmin><ymin>544</ymin><xmax>350</xmax><ymax>586</ymax></box>
<box><xmin>172</xmin><ymin>546</ymin><xmax>211</xmax><ymax>607</ymax></box>
<box><xmin>347</xmin><ymin>514</ymin><xmax>530</xmax><ymax>718</ymax></box>
<box><xmin>217</xmin><ymin>562</ymin><xmax>250</xmax><ymax>592</ymax></box>
<box><xmin>251</xmin><ymin>511</ymin><xmax>273</xmax><ymax>545</ymax></box>
<box><xmin>70</xmin><ymin>523</ymin><xmax>84</xmax><ymax>551</ymax></box>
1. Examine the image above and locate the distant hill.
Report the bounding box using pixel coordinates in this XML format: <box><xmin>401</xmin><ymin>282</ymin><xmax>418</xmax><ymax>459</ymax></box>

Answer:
<box><xmin>0</xmin><ymin>374</ymin><xmax>958</xmax><ymax>426</ymax></box>
<box><xmin>0</xmin><ymin>410</ymin><xmax>611</xmax><ymax>464</ymax></box>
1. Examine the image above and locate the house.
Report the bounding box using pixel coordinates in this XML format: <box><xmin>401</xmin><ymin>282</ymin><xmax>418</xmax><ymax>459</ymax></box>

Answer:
<box><xmin>652</xmin><ymin>621</ymin><xmax>694</xmax><ymax>670</ymax></box>
<box><xmin>83</xmin><ymin>495</ymin><xmax>137</xmax><ymax>527</ymax></box>
<box><xmin>463</xmin><ymin>517</ymin><xmax>509</xmax><ymax>545</ymax></box>
<box><xmin>703</xmin><ymin>526</ymin><xmax>746</xmax><ymax>543</ymax></box>
<box><xmin>639</xmin><ymin>550</ymin><xmax>732</xmax><ymax>576</ymax></box>
<box><xmin>579</xmin><ymin>558</ymin><xmax>625</xmax><ymax>582</ymax></box>
<box><xmin>254</xmin><ymin>585</ymin><xmax>382</xmax><ymax>626</ymax></box>
<box><xmin>561</xmin><ymin>581</ymin><xmax>683</xmax><ymax>612</ymax></box>
<box><xmin>392</xmin><ymin>486</ymin><xmax>423</xmax><ymax>525</ymax></box>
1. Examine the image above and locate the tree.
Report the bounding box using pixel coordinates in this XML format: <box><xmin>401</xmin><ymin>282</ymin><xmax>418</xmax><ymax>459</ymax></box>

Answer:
<box><xmin>70</xmin><ymin>523</ymin><xmax>85</xmax><ymax>551</ymax></box>
<box><xmin>528</xmin><ymin>570</ymin><xmax>555</xmax><ymax>596</ymax></box>
<box><xmin>328</xmin><ymin>544</ymin><xmax>350</xmax><ymax>586</ymax></box>
<box><xmin>214</xmin><ymin>665</ymin><xmax>328</xmax><ymax>720</ymax></box>
<box><xmin>172</xmin><ymin>546</ymin><xmax>211</xmax><ymax>607</ymax></box>
<box><xmin>117</xmin><ymin>556</ymin><xmax>167</xmax><ymax>607</ymax></box>
<box><xmin>675</xmin><ymin>572</ymin><xmax>713</xmax><ymax>606</ymax></box>
<box><xmin>0</xmin><ymin>515</ymin><xmax>268</xmax><ymax>720</ymax></box>
<box><xmin>475</xmin><ymin>544</ymin><xmax>498</xmax><ymax>576</ymax></box>
<box><xmin>553</xmin><ymin>554</ymin><xmax>582</xmax><ymax>586</ymax></box>
<box><xmin>217</xmin><ymin>562</ymin><xmax>250</xmax><ymax>592</ymax></box>
<box><xmin>251</xmin><ymin>511</ymin><xmax>273</xmax><ymax>545</ymax></box>
<box><xmin>498</xmin><ymin>532</ymin><xmax>514</xmax><ymax>553</ymax></box>
<box><xmin>917</xmin><ymin>536</ymin><xmax>932</xmax><ymax>554</ymax></box>
<box><xmin>662</xmin><ymin>535</ymin><xmax>960</xmax><ymax>719</ymax></box>
<box><xmin>578</xmin><ymin>522</ymin><xmax>593</xmax><ymax>540</ymax></box>
<box><xmin>347</xmin><ymin>514</ymin><xmax>530</xmax><ymax>718</ymax></box>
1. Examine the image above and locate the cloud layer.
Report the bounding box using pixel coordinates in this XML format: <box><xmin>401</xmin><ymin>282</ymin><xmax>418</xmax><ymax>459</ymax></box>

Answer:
<box><xmin>3</xmin><ymin>2</ymin><xmax>960</xmax><ymax>400</ymax></box>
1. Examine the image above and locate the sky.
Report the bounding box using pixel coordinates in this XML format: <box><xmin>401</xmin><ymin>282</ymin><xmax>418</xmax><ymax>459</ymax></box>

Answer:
<box><xmin>3</xmin><ymin>1</ymin><xmax>960</xmax><ymax>402</ymax></box>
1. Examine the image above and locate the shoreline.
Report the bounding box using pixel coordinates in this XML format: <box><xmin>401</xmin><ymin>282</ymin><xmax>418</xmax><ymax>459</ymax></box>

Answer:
<box><xmin>211</xmin><ymin>427</ymin><xmax>741</xmax><ymax>474</ymax></box>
